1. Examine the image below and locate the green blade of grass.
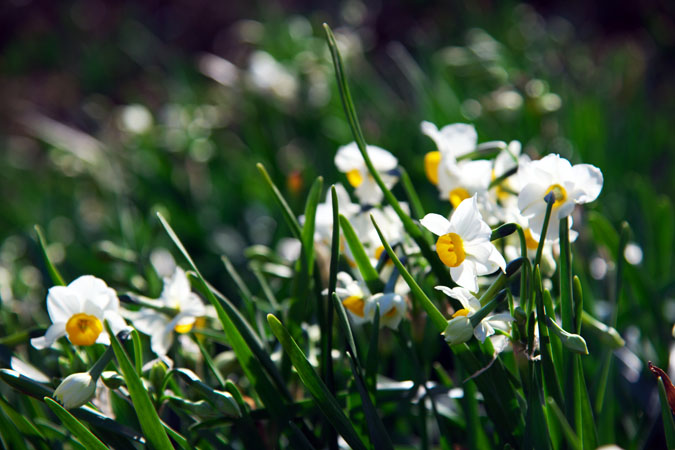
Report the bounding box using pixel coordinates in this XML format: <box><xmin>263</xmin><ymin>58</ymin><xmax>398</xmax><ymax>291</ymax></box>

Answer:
<box><xmin>195</xmin><ymin>337</ymin><xmax>227</xmax><ymax>388</ymax></box>
<box><xmin>523</xmin><ymin>370</ymin><xmax>552</xmax><ymax>450</ymax></box>
<box><xmin>131</xmin><ymin>328</ymin><xmax>143</xmax><ymax>377</ymax></box>
<box><xmin>572</xmin><ymin>354</ymin><xmax>598</xmax><ymax>449</ymax></box>
<box><xmin>657</xmin><ymin>376</ymin><xmax>675</xmax><ymax>449</ymax></box>
<box><xmin>398</xmin><ymin>166</ymin><xmax>425</xmax><ymax>220</ymax></box>
<box><xmin>339</xmin><ymin>214</ymin><xmax>384</xmax><ymax>293</ymax></box>
<box><xmin>34</xmin><ymin>225</ymin><xmax>66</xmax><ymax>286</ymax></box>
<box><xmin>332</xmin><ymin>292</ymin><xmax>361</xmax><ymax>367</ymax></box>
<box><xmin>257</xmin><ymin>162</ymin><xmax>303</xmax><ymax>239</ymax></box>
<box><xmin>43</xmin><ymin>398</ymin><xmax>108</xmax><ymax>450</ymax></box>
<box><xmin>267</xmin><ymin>313</ymin><xmax>367</xmax><ymax>450</ymax></box>
<box><xmin>158</xmin><ymin>213</ymin><xmax>292</xmax><ymax>425</ymax></box>
<box><xmin>323</xmin><ymin>23</ymin><xmax>452</xmax><ymax>288</ymax></box>
<box><xmin>0</xmin><ymin>397</ymin><xmax>46</xmax><ymax>443</ymax></box>
<box><xmin>546</xmin><ymin>397</ymin><xmax>580</xmax><ymax>450</ymax></box>
<box><xmin>322</xmin><ymin>186</ymin><xmax>340</xmax><ymax>401</ymax></box>
<box><xmin>105</xmin><ymin>322</ymin><xmax>173</xmax><ymax>449</ymax></box>
<box><xmin>365</xmin><ymin>306</ymin><xmax>380</xmax><ymax>395</ymax></box>
<box><xmin>299</xmin><ymin>176</ymin><xmax>323</xmax><ymax>278</ymax></box>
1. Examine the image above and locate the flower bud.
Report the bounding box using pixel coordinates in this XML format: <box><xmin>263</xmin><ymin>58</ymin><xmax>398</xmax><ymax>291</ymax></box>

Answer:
<box><xmin>53</xmin><ymin>372</ymin><xmax>96</xmax><ymax>409</ymax></box>
<box><xmin>443</xmin><ymin>316</ymin><xmax>474</xmax><ymax>345</ymax></box>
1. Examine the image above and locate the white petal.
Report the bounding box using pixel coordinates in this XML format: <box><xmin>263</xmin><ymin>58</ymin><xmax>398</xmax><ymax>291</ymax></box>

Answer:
<box><xmin>518</xmin><ymin>183</ymin><xmax>546</xmax><ymax>217</ymax></box>
<box><xmin>127</xmin><ymin>308</ymin><xmax>169</xmax><ymax>336</ymax></box>
<box><xmin>82</xmin><ymin>299</ymin><xmax>104</xmax><ymax>320</ymax></box>
<box><xmin>555</xmin><ymin>201</ymin><xmax>575</xmax><ymax>219</ymax></box>
<box><xmin>367</xmin><ymin>145</ymin><xmax>398</xmax><ymax>171</ymax></box>
<box><xmin>31</xmin><ymin>323</ymin><xmax>66</xmax><ymax>349</ymax></box>
<box><xmin>434</xmin><ymin>286</ymin><xmax>474</xmax><ymax>310</ymax></box>
<box><xmin>46</xmin><ymin>286</ymin><xmax>81</xmax><ymax>324</ymax></box>
<box><xmin>488</xmin><ymin>312</ymin><xmax>515</xmax><ymax>323</ymax></box>
<box><xmin>334</xmin><ymin>142</ymin><xmax>363</xmax><ymax>172</ymax></box>
<box><xmin>449</xmin><ymin>196</ymin><xmax>487</xmax><ymax>241</ymax></box>
<box><xmin>439</xmin><ymin>123</ymin><xmax>477</xmax><ymax>157</ymax></box>
<box><xmin>68</xmin><ymin>275</ymin><xmax>117</xmax><ymax>311</ymax></box>
<box><xmin>420</xmin><ymin>214</ymin><xmax>450</xmax><ymax>236</ymax></box>
<box><xmin>474</xmin><ymin>321</ymin><xmax>494</xmax><ymax>343</ymax></box>
<box><xmin>181</xmin><ymin>294</ymin><xmax>206</xmax><ymax>317</ymax></box>
<box><xmin>570</xmin><ymin>164</ymin><xmax>603</xmax><ymax>203</ymax></box>
<box><xmin>487</xmin><ymin>247</ymin><xmax>507</xmax><ymax>271</ymax></box>
<box><xmin>451</xmin><ymin>260</ymin><xmax>478</xmax><ymax>293</ymax></box>
<box><xmin>104</xmin><ymin>311</ymin><xmax>128</xmax><ymax>336</ymax></box>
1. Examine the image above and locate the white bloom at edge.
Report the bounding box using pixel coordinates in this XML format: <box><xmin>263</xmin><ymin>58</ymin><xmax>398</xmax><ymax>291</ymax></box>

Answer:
<box><xmin>420</xmin><ymin>196</ymin><xmax>506</xmax><ymax>292</ymax></box>
<box><xmin>517</xmin><ymin>153</ymin><xmax>603</xmax><ymax>241</ymax></box>
<box><xmin>53</xmin><ymin>372</ymin><xmax>97</xmax><ymax>409</ymax></box>
<box><xmin>364</xmin><ymin>293</ymin><xmax>407</xmax><ymax>330</ymax></box>
<box><xmin>421</xmin><ymin>121</ymin><xmax>477</xmax><ymax>186</ymax></box>
<box><xmin>31</xmin><ymin>276</ymin><xmax>127</xmax><ymax>349</ymax></box>
<box><xmin>128</xmin><ymin>267</ymin><xmax>206</xmax><ymax>358</ymax></box>
<box><xmin>437</xmin><ymin>157</ymin><xmax>492</xmax><ymax>208</ymax></box>
<box><xmin>436</xmin><ymin>286</ymin><xmax>513</xmax><ymax>343</ymax></box>
<box><xmin>334</xmin><ymin>142</ymin><xmax>398</xmax><ymax>205</ymax></box>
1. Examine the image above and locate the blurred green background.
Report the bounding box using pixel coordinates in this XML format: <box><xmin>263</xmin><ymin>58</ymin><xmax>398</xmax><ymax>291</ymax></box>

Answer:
<box><xmin>1</xmin><ymin>1</ymin><xmax>674</xmax><ymax>444</ymax></box>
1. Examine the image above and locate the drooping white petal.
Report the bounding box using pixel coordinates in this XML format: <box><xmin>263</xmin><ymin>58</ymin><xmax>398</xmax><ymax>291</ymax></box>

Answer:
<box><xmin>486</xmin><ymin>247</ymin><xmax>507</xmax><ymax>272</ymax></box>
<box><xmin>570</xmin><ymin>164</ymin><xmax>603</xmax><ymax>203</ymax></box>
<box><xmin>435</xmin><ymin>286</ymin><xmax>473</xmax><ymax>311</ymax></box>
<box><xmin>474</xmin><ymin>321</ymin><xmax>494</xmax><ymax>343</ymax></box>
<box><xmin>449</xmin><ymin>196</ymin><xmax>487</xmax><ymax>240</ymax></box>
<box><xmin>420</xmin><ymin>213</ymin><xmax>451</xmax><ymax>236</ymax></box>
<box><xmin>518</xmin><ymin>183</ymin><xmax>546</xmax><ymax>218</ymax></box>
<box><xmin>451</xmin><ymin>260</ymin><xmax>478</xmax><ymax>293</ymax></box>
<box><xmin>31</xmin><ymin>323</ymin><xmax>67</xmax><ymax>349</ymax></box>
<box><xmin>46</xmin><ymin>286</ymin><xmax>81</xmax><ymax>324</ymax></box>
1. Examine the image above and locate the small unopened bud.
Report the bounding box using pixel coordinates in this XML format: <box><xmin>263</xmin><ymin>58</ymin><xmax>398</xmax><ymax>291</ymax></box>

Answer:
<box><xmin>443</xmin><ymin>316</ymin><xmax>474</xmax><ymax>346</ymax></box>
<box><xmin>53</xmin><ymin>372</ymin><xmax>96</xmax><ymax>409</ymax></box>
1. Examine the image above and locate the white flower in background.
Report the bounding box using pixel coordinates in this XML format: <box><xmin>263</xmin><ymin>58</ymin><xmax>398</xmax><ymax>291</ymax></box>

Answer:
<box><xmin>437</xmin><ymin>157</ymin><xmax>492</xmax><ymax>208</ymax></box>
<box><xmin>421</xmin><ymin>121</ymin><xmax>477</xmax><ymax>187</ymax></box>
<box><xmin>436</xmin><ymin>286</ymin><xmax>513</xmax><ymax>344</ymax></box>
<box><xmin>248</xmin><ymin>51</ymin><xmax>298</xmax><ymax>104</ymax></box>
<box><xmin>364</xmin><ymin>292</ymin><xmax>407</xmax><ymax>329</ymax></box>
<box><xmin>420</xmin><ymin>196</ymin><xmax>506</xmax><ymax>292</ymax></box>
<box><xmin>127</xmin><ymin>267</ymin><xmax>205</xmax><ymax>358</ymax></box>
<box><xmin>53</xmin><ymin>372</ymin><xmax>97</xmax><ymax>409</ymax></box>
<box><xmin>335</xmin><ymin>272</ymin><xmax>371</xmax><ymax>326</ymax></box>
<box><xmin>517</xmin><ymin>153</ymin><xmax>603</xmax><ymax>241</ymax></box>
<box><xmin>348</xmin><ymin>204</ymin><xmax>408</xmax><ymax>265</ymax></box>
<box><xmin>303</xmin><ymin>183</ymin><xmax>360</xmax><ymax>249</ymax></box>
<box><xmin>31</xmin><ymin>276</ymin><xmax>127</xmax><ymax>349</ymax></box>
<box><xmin>334</xmin><ymin>142</ymin><xmax>398</xmax><ymax>205</ymax></box>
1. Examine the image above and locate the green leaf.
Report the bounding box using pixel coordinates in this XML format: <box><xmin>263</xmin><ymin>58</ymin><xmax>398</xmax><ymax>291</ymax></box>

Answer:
<box><xmin>398</xmin><ymin>166</ymin><xmax>425</xmax><ymax>220</ymax></box>
<box><xmin>322</xmin><ymin>186</ymin><xmax>340</xmax><ymax>396</ymax></box>
<box><xmin>34</xmin><ymin>224</ymin><xmax>66</xmax><ymax>286</ymax></box>
<box><xmin>257</xmin><ymin>162</ymin><xmax>302</xmax><ymax>239</ymax></box>
<box><xmin>44</xmin><ymin>397</ymin><xmax>108</xmax><ymax>450</ymax></box>
<box><xmin>106</xmin><ymin>322</ymin><xmax>173</xmax><ymax>449</ymax></box>
<box><xmin>339</xmin><ymin>214</ymin><xmax>384</xmax><ymax>293</ymax></box>
<box><xmin>0</xmin><ymin>397</ymin><xmax>46</xmax><ymax>443</ymax></box>
<box><xmin>131</xmin><ymin>328</ymin><xmax>143</xmax><ymax>377</ymax></box>
<box><xmin>523</xmin><ymin>369</ymin><xmax>552</xmax><ymax>450</ymax></box>
<box><xmin>332</xmin><ymin>292</ymin><xmax>361</xmax><ymax>367</ymax></box>
<box><xmin>195</xmin><ymin>337</ymin><xmax>227</xmax><ymax>388</ymax></box>
<box><xmin>545</xmin><ymin>316</ymin><xmax>588</xmax><ymax>355</ymax></box>
<box><xmin>370</xmin><ymin>215</ymin><xmax>446</xmax><ymax>331</ymax></box>
<box><xmin>657</xmin><ymin>376</ymin><xmax>675</xmax><ymax>449</ymax></box>
<box><xmin>572</xmin><ymin>355</ymin><xmax>598</xmax><ymax>449</ymax></box>
<box><xmin>157</xmin><ymin>213</ymin><xmax>292</xmax><ymax>439</ymax></box>
<box><xmin>323</xmin><ymin>22</ymin><xmax>453</xmax><ymax>288</ymax></box>
<box><xmin>299</xmin><ymin>176</ymin><xmax>323</xmax><ymax>278</ymax></box>
<box><xmin>267</xmin><ymin>314</ymin><xmax>367</xmax><ymax>450</ymax></box>
<box><xmin>546</xmin><ymin>397</ymin><xmax>580</xmax><ymax>450</ymax></box>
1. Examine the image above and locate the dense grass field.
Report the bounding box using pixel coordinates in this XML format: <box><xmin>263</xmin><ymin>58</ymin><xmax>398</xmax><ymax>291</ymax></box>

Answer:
<box><xmin>1</xmin><ymin>2</ymin><xmax>674</xmax><ymax>449</ymax></box>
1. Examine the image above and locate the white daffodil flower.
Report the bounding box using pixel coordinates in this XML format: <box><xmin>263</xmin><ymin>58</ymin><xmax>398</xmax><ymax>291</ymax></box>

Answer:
<box><xmin>436</xmin><ymin>286</ymin><xmax>513</xmax><ymax>344</ymax></box>
<box><xmin>53</xmin><ymin>372</ymin><xmax>97</xmax><ymax>409</ymax></box>
<box><xmin>31</xmin><ymin>276</ymin><xmax>127</xmax><ymax>349</ymax></box>
<box><xmin>421</xmin><ymin>121</ymin><xmax>478</xmax><ymax>186</ymax></box>
<box><xmin>334</xmin><ymin>273</ymin><xmax>407</xmax><ymax>329</ymax></box>
<box><xmin>348</xmin><ymin>204</ymin><xmax>408</xmax><ymax>266</ymax></box>
<box><xmin>420</xmin><ymin>196</ymin><xmax>506</xmax><ymax>292</ymax></box>
<box><xmin>436</xmin><ymin>157</ymin><xmax>492</xmax><ymax>209</ymax></box>
<box><xmin>334</xmin><ymin>142</ymin><xmax>398</xmax><ymax>205</ymax></box>
<box><xmin>517</xmin><ymin>153</ymin><xmax>603</xmax><ymax>241</ymax></box>
<box><xmin>364</xmin><ymin>292</ymin><xmax>407</xmax><ymax>330</ymax></box>
<box><xmin>127</xmin><ymin>267</ymin><xmax>205</xmax><ymax>358</ymax></box>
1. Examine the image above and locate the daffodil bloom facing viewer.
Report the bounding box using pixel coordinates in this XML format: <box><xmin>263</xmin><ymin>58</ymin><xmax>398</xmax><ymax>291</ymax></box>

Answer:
<box><xmin>127</xmin><ymin>267</ymin><xmax>206</xmax><ymax>358</ymax></box>
<box><xmin>334</xmin><ymin>142</ymin><xmax>398</xmax><ymax>205</ymax></box>
<box><xmin>517</xmin><ymin>153</ymin><xmax>603</xmax><ymax>241</ymax></box>
<box><xmin>420</xmin><ymin>195</ymin><xmax>506</xmax><ymax>292</ymax></box>
<box><xmin>31</xmin><ymin>275</ymin><xmax>127</xmax><ymax>349</ymax></box>
<box><xmin>436</xmin><ymin>286</ymin><xmax>513</xmax><ymax>344</ymax></box>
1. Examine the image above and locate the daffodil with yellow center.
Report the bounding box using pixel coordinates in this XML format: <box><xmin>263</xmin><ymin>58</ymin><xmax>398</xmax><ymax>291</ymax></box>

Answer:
<box><xmin>31</xmin><ymin>276</ymin><xmax>127</xmax><ymax>350</ymax></box>
<box><xmin>518</xmin><ymin>153</ymin><xmax>603</xmax><ymax>241</ymax></box>
<box><xmin>421</xmin><ymin>195</ymin><xmax>506</xmax><ymax>292</ymax></box>
<box><xmin>343</xmin><ymin>295</ymin><xmax>366</xmax><ymax>318</ymax></box>
<box><xmin>127</xmin><ymin>267</ymin><xmax>206</xmax><ymax>358</ymax></box>
<box><xmin>334</xmin><ymin>142</ymin><xmax>398</xmax><ymax>205</ymax></box>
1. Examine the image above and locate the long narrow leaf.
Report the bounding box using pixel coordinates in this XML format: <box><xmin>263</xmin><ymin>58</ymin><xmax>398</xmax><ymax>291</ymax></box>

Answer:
<box><xmin>105</xmin><ymin>322</ymin><xmax>173</xmax><ymax>449</ymax></box>
<box><xmin>657</xmin><ymin>376</ymin><xmax>675</xmax><ymax>449</ymax></box>
<box><xmin>572</xmin><ymin>354</ymin><xmax>598</xmax><ymax>449</ymax></box>
<box><xmin>339</xmin><ymin>214</ymin><xmax>383</xmax><ymax>293</ymax></box>
<box><xmin>44</xmin><ymin>398</ymin><xmax>108</xmax><ymax>450</ymax></box>
<box><xmin>267</xmin><ymin>314</ymin><xmax>367</xmax><ymax>450</ymax></box>
<box><xmin>257</xmin><ymin>162</ymin><xmax>302</xmax><ymax>239</ymax></box>
<box><xmin>34</xmin><ymin>225</ymin><xmax>66</xmax><ymax>286</ymax></box>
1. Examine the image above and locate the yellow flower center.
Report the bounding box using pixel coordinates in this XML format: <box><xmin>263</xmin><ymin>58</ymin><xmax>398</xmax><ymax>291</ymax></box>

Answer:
<box><xmin>374</xmin><ymin>245</ymin><xmax>385</xmax><ymax>261</ymax></box>
<box><xmin>174</xmin><ymin>321</ymin><xmax>195</xmax><ymax>334</ymax></box>
<box><xmin>524</xmin><ymin>228</ymin><xmax>539</xmax><ymax>251</ymax></box>
<box><xmin>436</xmin><ymin>232</ymin><xmax>466</xmax><ymax>267</ymax></box>
<box><xmin>452</xmin><ymin>308</ymin><xmax>470</xmax><ymax>318</ymax></box>
<box><xmin>346</xmin><ymin>169</ymin><xmax>363</xmax><ymax>187</ymax></box>
<box><xmin>449</xmin><ymin>187</ymin><xmax>470</xmax><ymax>209</ymax></box>
<box><xmin>343</xmin><ymin>295</ymin><xmax>365</xmax><ymax>317</ymax></box>
<box><xmin>384</xmin><ymin>307</ymin><xmax>398</xmax><ymax>318</ymax></box>
<box><xmin>65</xmin><ymin>313</ymin><xmax>103</xmax><ymax>346</ymax></box>
<box><xmin>544</xmin><ymin>183</ymin><xmax>567</xmax><ymax>208</ymax></box>
<box><xmin>424</xmin><ymin>151</ymin><xmax>441</xmax><ymax>185</ymax></box>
